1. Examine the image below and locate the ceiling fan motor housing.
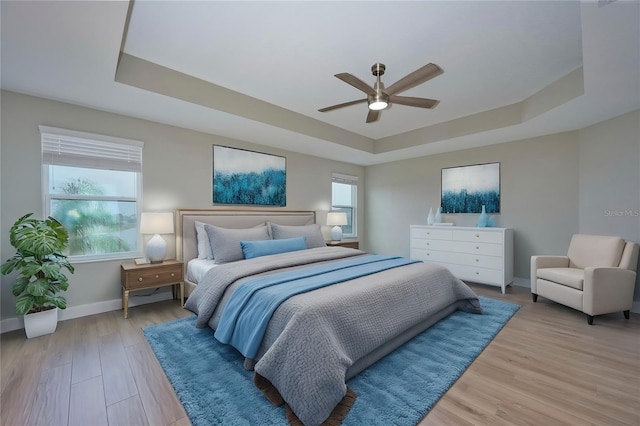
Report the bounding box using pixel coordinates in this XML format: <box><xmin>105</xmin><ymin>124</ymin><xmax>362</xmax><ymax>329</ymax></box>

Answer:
<box><xmin>371</xmin><ymin>63</ymin><xmax>386</xmax><ymax>76</ymax></box>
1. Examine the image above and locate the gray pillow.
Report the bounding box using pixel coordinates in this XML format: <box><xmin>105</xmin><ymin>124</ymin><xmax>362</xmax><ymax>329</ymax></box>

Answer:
<box><xmin>269</xmin><ymin>223</ymin><xmax>326</xmax><ymax>249</ymax></box>
<box><xmin>205</xmin><ymin>224</ymin><xmax>270</xmax><ymax>264</ymax></box>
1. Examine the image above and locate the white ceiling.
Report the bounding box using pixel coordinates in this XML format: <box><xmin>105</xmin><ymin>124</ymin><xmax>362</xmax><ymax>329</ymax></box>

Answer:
<box><xmin>1</xmin><ymin>1</ymin><xmax>639</xmax><ymax>166</ymax></box>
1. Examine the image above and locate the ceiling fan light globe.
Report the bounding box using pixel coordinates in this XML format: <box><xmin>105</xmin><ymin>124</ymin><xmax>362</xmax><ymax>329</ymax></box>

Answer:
<box><xmin>368</xmin><ymin>100</ymin><xmax>388</xmax><ymax>111</ymax></box>
<box><xmin>368</xmin><ymin>92</ymin><xmax>390</xmax><ymax>111</ymax></box>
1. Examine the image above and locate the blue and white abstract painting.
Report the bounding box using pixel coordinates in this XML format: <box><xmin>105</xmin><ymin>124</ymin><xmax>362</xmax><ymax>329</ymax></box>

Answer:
<box><xmin>441</xmin><ymin>162</ymin><xmax>500</xmax><ymax>213</ymax></box>
<box><xmin>213</xmin><ymin>145</ymin><xmax>286</xmax><ymax>206</ymax></box>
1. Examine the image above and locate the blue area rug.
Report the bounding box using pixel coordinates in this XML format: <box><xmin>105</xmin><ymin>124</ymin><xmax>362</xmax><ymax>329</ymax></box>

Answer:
<box><xmin>143</xmin><ymin>296</ymin><xmax>519</xmax><ymax>426</ymax></box>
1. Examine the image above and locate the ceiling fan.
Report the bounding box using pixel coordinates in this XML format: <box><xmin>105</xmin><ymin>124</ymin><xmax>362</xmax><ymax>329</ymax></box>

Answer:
<box><xmin>318</xmin><ymin>62</ymin><xmax>444</xmax><ymax>123</ymax></box>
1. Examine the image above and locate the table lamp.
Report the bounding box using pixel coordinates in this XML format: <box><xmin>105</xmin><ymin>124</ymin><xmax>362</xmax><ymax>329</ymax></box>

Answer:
<box><xmin>327</xmin><ymin>212</ymin><xmax>348</xmax><ymax>242</ymax></box>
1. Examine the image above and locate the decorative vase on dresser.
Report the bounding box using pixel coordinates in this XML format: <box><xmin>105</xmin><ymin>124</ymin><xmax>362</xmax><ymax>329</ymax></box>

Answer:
<box><xmin>434</xmin><ymin>207</ymin><xmax>443</xmax><ymax>224</ymax></box>
<box><xmin>427</xmin><ymin>208</ymin><xmax>435</xmax><ymax>225</ymax></box>
<box><xmin>477</xmin><ymin>205</ymin><xmax>489</xmax><ymax>227</ymax></box>
<box><xmin>409</xmin><ymin>225</ymin><xmax>514</xmax><ymax>293</ymax></box>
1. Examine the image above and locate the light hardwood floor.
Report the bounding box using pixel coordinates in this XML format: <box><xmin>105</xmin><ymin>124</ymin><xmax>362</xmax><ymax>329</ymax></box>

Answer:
<box><xmin>1</xmin><ymin>284</ymin><xmax>638</xmax><ymax>426</ymax></box>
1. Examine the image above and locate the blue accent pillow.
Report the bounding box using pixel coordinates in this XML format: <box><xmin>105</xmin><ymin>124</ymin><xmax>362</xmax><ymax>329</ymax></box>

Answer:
<box><xmin>241</xmin><ymin>237</ymin><xmax>307</xmax><ymax>259</ymax></box>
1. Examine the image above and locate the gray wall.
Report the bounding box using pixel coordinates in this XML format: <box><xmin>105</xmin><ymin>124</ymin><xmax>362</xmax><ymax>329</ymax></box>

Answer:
<box><xmin>0</xmin><ymin>90</ymin><xmax>365</xmax><ymax>319</ymax></box>
<box><xmin>365</xmin><ymin>110</ymin><xmax>640</xmax><ymax>301</ymax></box>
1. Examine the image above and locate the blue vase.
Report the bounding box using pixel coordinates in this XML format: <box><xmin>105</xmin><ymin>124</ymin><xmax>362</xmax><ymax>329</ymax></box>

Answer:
<box><xmin>477</xmin><ymin>205</ymin><xmax>488</xmax><ymax>227</ymax></box>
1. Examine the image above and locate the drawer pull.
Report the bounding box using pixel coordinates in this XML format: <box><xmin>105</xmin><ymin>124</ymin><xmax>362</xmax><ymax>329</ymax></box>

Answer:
<box><xmin>475</xmin><ymin>259</ymin><xmax>479</xmax><ymax>262</ymax></box>
<box><xmin>476</xmin><ymin>271</ymin><xmax>480</xmax><ymax>275</ymax></box>
<box><xmin>155</xmin><ymin>274</ymin><xmax>159</xmax><ymax>279</ymax></box>
<box><xmin>476</xmin><ymin>246</ymin><xmax>480</xmax><ymax>250</ymax></box>
<box><xmin>171</xmin><ymin>272</ymin><xmax>175</xmax><ymax>277</ymax></box>
<box><xmin>475</xmin><ymin>234</ymin><xmax>480</xmax><ymax>238</ymax></box>
<box><xmin>138</xmin><ymin>277</ymin><xmax>143</xmax><ymax>282</ymax></box>
<box><xmin>426</xmin><ymin>232</ymin><xmax>430</xmax><ymax>235</ymax></box>
<box><xmin>426</xmin><ymin>242</ymin><xmax>430</xmax><ymax>246</ymax></box>
<box><xmin>426</xmin><ymin>253</ymin><xmax>430</xmax><ymax>256</ymax></box>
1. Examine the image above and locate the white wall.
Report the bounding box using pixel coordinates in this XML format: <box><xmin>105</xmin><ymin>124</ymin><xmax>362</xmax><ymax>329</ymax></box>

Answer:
<box><xmin>0</xmin><ymin>90</ymin><xmax>365</xmax><ymax>322</ymax></box>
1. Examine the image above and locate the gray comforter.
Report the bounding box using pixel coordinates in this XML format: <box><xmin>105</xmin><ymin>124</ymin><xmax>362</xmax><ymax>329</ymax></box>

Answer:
<box><xmin>185</xmin><ymin>247</ymin><xmax>482</xmax><ymax>426</ymax></box>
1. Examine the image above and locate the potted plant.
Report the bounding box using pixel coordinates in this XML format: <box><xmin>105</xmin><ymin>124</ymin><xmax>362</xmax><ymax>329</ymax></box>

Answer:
<box><xmin>1</xmin><ymin>213</ymin><xmax>74</xmax><ymax>338</ymax></box>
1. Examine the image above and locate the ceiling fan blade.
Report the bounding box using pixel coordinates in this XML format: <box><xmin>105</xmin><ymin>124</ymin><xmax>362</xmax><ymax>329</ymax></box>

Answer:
<box><xmin>318</xmin><ymin>99</ymin><xmax>367</xmax><ymax>112</ymax></box>
<box><xmin>385</xmin><ymin>63</ymin><xmax>443</xmax><ymax>96</ymax></box>
<box><xmin>335</xmin><ymin>73</ymin><xmax>376</xmax><ymax>96</ymax></box>
<box><xmin>390</xmin><ymin>95</ymin><xmax>440</xmax><ymax>109</ymax></box>
<box><xmin>366</xmin><ymin>109</ymin><xmax>381</xmax><ymax>123</ymax></box>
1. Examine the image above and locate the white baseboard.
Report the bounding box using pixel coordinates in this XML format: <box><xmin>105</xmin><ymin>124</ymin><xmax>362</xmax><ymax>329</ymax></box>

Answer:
<box><xmin>511</xmin><ymin>277</ymin><xmax>530</xmax><ymax>289</ymax></box>
<box><xmin>1</xmin><ymin>291</ymin><xmax>174</xmax><ymax>334</ymax></box>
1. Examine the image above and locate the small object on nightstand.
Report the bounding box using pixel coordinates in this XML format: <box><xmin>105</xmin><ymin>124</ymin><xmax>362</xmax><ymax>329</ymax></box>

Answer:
<box><xmin>327</xmin><ymin>241</ymin><xmax>359</xmax><ymax>250</ymax></box>
<box><xmin>120</xmin><ymin>259</ymin><xmax>184</xmax><ymax>319</ymax></box>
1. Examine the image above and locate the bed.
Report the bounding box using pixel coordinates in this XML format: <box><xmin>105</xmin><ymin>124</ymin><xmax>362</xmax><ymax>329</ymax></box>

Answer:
<box><xmin>177</xmin><ymin>209</ymin><xmax>482</xmax><ymax>426</ymax></box>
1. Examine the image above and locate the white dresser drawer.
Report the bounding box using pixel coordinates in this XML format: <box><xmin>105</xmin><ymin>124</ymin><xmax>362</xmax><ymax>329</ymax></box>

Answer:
<box><xmin>413</xmin><ymin>239</ymin><xmax>502</xmax><ymax>257</ymax></box>
<box><xmin>452</xmin><ymin>241</ymin><xmax>503</xmax><ymax>257</ymax></box>
<box><xmin>411</xmin><ymin>227</ymin><xmax>453</xmax><ymax>240</ymax></box>
<box><xmin>452</xmin><ymin>229</ymin><xmax>503</xmax><ymax>244</ymax></box>
<box><xmin>446</xmin><ymin>264</ymin><xmax>504</xmax><ymax>286</ymax></box>
<box><xmin>415</xmin><ymin>250</ymin><xmax>502</xmax><ymax>270</ymax></box>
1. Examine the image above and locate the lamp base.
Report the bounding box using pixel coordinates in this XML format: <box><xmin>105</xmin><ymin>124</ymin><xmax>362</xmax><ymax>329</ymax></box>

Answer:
<box><xmin>146</xmin><ymin>234</ymin><xmax>167</xmax><ymax>263</ymax></box>
<box><xmin>330</xmin><ymin>226</ymin><xmax>343</xmax><ymax>242</ymax></box>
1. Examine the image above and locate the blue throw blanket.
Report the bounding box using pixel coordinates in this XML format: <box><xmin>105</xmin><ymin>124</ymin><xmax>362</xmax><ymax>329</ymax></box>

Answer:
<box><xmin>215</xmin><ymin>255</ymin><xmax>420</xmax><ymax>358</ymax></box>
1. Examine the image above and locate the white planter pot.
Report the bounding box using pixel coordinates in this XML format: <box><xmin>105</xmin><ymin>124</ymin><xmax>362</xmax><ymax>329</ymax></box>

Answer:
<box><xmin>24</xmin><ymin>307</ymin><xmax>58</xmax><ymax>339</ymax></box>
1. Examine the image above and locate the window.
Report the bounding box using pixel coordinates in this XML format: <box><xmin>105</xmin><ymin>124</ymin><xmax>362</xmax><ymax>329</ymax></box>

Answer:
<box><xmin>331</xmin><ymin>173</ymin><xmax>357</xmax><ymax>238</ymax></box>
<box><xmin>40</xmin><ymin>126</ymin><xmax>143</xmax><ymax>262</ymax></box>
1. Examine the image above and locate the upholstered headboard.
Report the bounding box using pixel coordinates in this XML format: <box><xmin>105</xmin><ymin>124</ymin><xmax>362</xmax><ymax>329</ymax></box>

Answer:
<box><xmin>176</xmin><ymin>209</ymin><xmax>316</xmax><ymax>266</ymax></box>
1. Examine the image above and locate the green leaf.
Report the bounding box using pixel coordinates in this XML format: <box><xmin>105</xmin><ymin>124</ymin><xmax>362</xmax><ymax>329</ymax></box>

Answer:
<box><xmin>15</xmin><ymin>294</ymin><xmax>34</xmax><ymax>316</ymax></box>
<box><xmin>26</xmin><ymin>278</ymin><xmax>49</xmax><ymax>297</ymax></box>
<box><xmin>48</xmin><ymin>296</ymin><xmax>67</xmax><ymax>310</ymax></box>
<box><xmin>40</xmin><ymin>262</ymin><xmax>62</xmax><ymax>278</ymax></box>
<box><xmin>12</xmin><ymin>276</ymin><xmax>30</xmax><ymax>297</ymax></box>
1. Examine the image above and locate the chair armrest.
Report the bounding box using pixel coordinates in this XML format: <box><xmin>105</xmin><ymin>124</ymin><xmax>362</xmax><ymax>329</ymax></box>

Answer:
<box><xmin>530</xmin><ymin>256</ymin><xmax>569</xmax><ymax>293</ymax></box>
<box><xmin>583</xmin><ymin>267</ymin><xmax>636</xmax><ymax>315</ymax></box>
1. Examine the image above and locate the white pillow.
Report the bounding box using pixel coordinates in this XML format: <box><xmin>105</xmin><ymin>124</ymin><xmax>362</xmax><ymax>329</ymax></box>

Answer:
<box><xmin>195</xmin><ymin>221</ymin><xmax>214</xmax><ymax>260</ymax></box>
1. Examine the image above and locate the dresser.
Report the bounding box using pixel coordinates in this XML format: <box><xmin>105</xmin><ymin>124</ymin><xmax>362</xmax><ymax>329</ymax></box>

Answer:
<box><xmin>410</xmin><ymin>225</ymin><xmax>514</xmax><ymax>293</ymax></box>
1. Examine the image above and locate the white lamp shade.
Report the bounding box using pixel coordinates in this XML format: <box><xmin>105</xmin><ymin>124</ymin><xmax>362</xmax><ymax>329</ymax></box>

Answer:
<box><xmin>326</xmin><ymin>212</ymin><xmax>347</xmax><ymax>226</ymax></box>
<box><xmin>140</xmin><ymin>212</ymin><xmax>174</xmax><ymax>234</ymax></box>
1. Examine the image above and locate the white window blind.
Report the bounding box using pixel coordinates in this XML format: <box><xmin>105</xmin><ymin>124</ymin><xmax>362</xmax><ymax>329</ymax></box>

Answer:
<box><xmin>40</xmin><ymin>126</ymin><xmax>143</xmax><ymax>172</ymax></box>
<box><xmin>331</xmin><ymin>172</ymin><xmax>358</xmax><ymax>185</ymax></box>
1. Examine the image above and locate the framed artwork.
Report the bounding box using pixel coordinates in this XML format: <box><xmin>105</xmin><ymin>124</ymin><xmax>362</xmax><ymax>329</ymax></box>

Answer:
<box><xmin>212</xmin><ymin>145</ymin><xmax>286</xmax><ymax>206</ymax></box>
<box><xmin>441</xmin><ymin>162</ymin><xmax>500</xmax><ymax>213</ymax></box>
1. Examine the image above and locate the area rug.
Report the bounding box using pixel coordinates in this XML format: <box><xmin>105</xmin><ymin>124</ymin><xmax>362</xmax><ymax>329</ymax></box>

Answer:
<box><xmin>143</xmin><ymin>296</ymin><xmax>519</xmax><ymax>426</ymax></box>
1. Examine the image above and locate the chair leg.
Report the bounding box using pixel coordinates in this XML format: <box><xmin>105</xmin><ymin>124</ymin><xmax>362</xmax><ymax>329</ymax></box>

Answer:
<box><xmin>624</xmin><ymin>310</ymin><xmax>630</xmax><ymax>319</ymax></box>
<box><xmin>587</xmin><ymin>314</ymin><xmax>594</xmax><ymax>325</ymax></box>
<box><xmin>532</xmin><ymin>293</ymin><xmax>538</xmax><ymax>302</ymax></box>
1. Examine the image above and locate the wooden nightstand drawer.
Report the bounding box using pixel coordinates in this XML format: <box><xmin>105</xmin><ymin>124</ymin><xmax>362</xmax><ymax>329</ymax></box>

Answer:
<box><xmin>127</xmin><ymin>267</ymin><xmax>182</xmax><ymax>290</ymax></box>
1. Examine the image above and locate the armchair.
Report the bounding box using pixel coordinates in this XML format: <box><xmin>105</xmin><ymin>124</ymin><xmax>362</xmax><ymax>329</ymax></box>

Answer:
<box><xmin>531</xmin><ymin>234</ymin><xmax>639</xmax><ymax>325</ymax></box>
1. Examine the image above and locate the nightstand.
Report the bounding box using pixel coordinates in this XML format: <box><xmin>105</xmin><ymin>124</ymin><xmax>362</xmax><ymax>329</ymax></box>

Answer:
<box><xmin>327</xmin><ymin>241</ymin><xmax>359</xmax><ymax>249</ymax></box>
<box><xmin>120</xmin><ymin>260</ymin><xmax>184</xmax><ymax>319</ymax></box>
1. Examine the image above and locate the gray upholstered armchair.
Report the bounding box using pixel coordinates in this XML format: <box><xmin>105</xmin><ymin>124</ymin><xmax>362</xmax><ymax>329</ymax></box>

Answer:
<box><xmin>531</xmin><ymin>234</ymin><xmax>639</xmax><ymax>325</ymax></box>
